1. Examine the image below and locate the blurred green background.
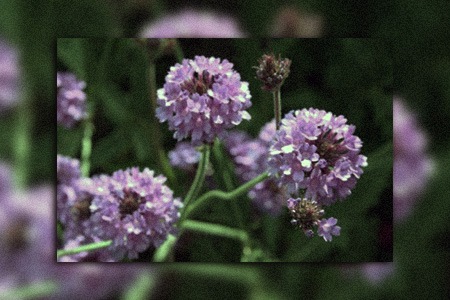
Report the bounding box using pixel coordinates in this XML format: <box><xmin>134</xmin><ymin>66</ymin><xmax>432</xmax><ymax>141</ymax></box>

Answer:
<box><xmin>1</xmin><ymin>0</ymin><xmax>449</xmax><ymax>298</ymax></box>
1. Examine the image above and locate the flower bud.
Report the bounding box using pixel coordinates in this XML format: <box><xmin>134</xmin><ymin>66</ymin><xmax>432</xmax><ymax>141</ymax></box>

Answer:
<box><xmin>254</xmin><ymin>53</ymin><xmax>291</xmax><ymax>92</ymax></box>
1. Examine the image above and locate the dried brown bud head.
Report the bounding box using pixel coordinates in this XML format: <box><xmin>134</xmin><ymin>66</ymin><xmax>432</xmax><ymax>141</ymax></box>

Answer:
<box><xmin>254</xmin><ymin>53</ymin><xmax>291</xmax><ymax>92</ymax></box>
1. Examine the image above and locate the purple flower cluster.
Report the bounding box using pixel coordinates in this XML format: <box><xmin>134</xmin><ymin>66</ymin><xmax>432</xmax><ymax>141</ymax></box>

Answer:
<box><xmin>393</xmin><ymin>97</ymin><xmax>433</xmax><ymax>222</ymax></box>
<box><xmin>0</xmin><ymin>37</ymin><xmax>20</xmax><ymax>112</ymax></box>
<box><xmin>169</xmin><ymin>142</ymin><xmax>201</xmax><ymax>171</ymax></box>
<box><xmin>223</xmin><ymin>120</ymin><xmax>288</xmax><ymax>216</ymax></box>
<box><xmin>268</xmin><ymin>108</ymin><xmax>368</xmax><ymax>206</ymax></box>
<box><xmin>57</xmin><ymin>72</ymin><xmax>87</xmax><ymax>128</ymax></box>
<box><xmin>156</xmin><ymin>55</ymin><xmax>252</xmax><ymax>145</ymax></box>
<box><xmin>57</xmin><ymin>162</ymin><xmax>182</xmax><ymax>261</ymax></box>
<box><xmin>139</xmin><ymin>10</ymin><xmax>246</xmax><ymax>38</ymax></box>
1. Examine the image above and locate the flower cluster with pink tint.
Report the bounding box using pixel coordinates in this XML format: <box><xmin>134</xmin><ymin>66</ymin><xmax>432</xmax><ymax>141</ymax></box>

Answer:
<box><xmin>57</xmin><ymin>72</ymin><xmax>87</xmax><ymax>128</ymax></box>
<box><xmin>268</xmin><ymin>108</ymin><xmax>368</xmax><ymax>206</ymax></box>
<box><xmin>393</xmin><ymin>97</ymin><xmax>433</xmax><ymax>222</ymax></box>
<box><xmin>156</xmin><ymin>56</ymin><xmax>252</xmax><ymax>146</ymax></box>
<box><xmin>139</xmin><ymin>10</ymin><xmax>245</xmax><ymax>38</ymax></box>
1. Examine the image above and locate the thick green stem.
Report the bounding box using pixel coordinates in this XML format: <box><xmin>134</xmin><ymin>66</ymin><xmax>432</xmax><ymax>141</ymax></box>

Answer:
<box><xmin>13</xmin><ymin>88</ymin><xmax>32</xmax><ymax>189</ymax></box>
<box><xmin>180</xmin><ymin>145</ymin><xmax>211</xmax><ymax>220</ymax></box>
<box><xmin>273</xmin><ymin>89</ymin><xmax>281</xmax><ymax>130</ymax></box>
<box><xmin>152</xmin><ymin>234</ymin><xmax>177</xmax><ymax>262</ymax></box>
<box><xmin>185</xmin><ymin>172</ymin><xmax>269</xmax><ymax>220</ymax></box>
<box><xmin>80</xmin><ymin>113</ymin><xmax>94</xmax><ymax>177</ymax></box>
<box><xmin>57</xmin><ymin>239</ymin><xmax>112</xmax><ymax>259</ymax></box>
<box><xmin>181</xmin><ymin>220</ymin><xmax>249</xmax><ymax>246</ymax></box>
<box><xmin>2</xmin><ymin>280</ymin><xmax>58</xmax><ymax>300</ymax></box>
<box><xmin>173</xmin><ymin>39</ymin><xmax>184</xmax><ymax>63</ymax></box>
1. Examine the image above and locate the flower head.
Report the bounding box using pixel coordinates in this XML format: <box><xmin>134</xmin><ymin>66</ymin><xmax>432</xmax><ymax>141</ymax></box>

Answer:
<box><xmin>394</xmin><ymin>97</ymin><xmax>433</xmax><ymax>222</ymax></box>
<box><xmin>86</xmin><ymin>167</ymin><xmax>182</xmax><ymax>260</ymax></box>
<box><xmin>139</xmin><ymin>10</ymin><xmax>245</xmax><ymax>38</ymax></box>
<box><xmin>0</xmin><ymin>37</ymin><xmax>20</xmax><ymax>112</ymax></box>
<box><xmin>268</xmin><ymin>108</ymin><xmax>367</xmax><ymax>205</ymax></box>
<box><xmin>57</xmin><ymin>72</ymin><xmax>87</xmax><ymax>128</ymax></box>
<box><xmin>255</xmin><ymin>54</ymin><xmax>291</xmax><ymax>92</ymax></box>
<box><xmin>156</xmin><ymin>56</ymin><xmax>252</xmax><ymax>145</ymax></box>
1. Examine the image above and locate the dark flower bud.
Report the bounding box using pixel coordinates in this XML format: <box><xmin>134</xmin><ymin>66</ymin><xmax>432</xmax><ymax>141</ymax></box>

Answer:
<box><xmin>254</xmin><ymin>53</ymin><xmax>291</xmax><ymax>92</ymax></box>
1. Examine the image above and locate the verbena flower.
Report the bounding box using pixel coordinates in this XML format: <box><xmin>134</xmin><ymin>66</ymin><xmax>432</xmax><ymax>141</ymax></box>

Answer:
<box><xmin>156</xmin><ymin>56</ymin><xmax>252</xmax><ymax>145</ymax></box>
<box><xmin>139</xmin><ymin>9</ymin><xmax>245</xmax><ymax>38</ymax></box>
<box><xmin>0</xmin><ymin>37</ymin><xmax>20</xmax><ymax>112</ymax></box>
<box><xmin>394</xmin><ymin>97</ymin><xmax>433</xmax><ymax>222</ymax></box>
<box><xmin>57</xmin><ymin>72</ymin><xmax>87</xmax><ymax>128</ymax></box>
<box><xmin>169</xmin><ymin>142</ymin><xmax>201</xmax><ymax>171</ymax></box>
<box><xmin>268</xmin><ymin>108</ymin><xmax>368</xmax><ymax>206</ymax></box>
<box><xmin>85</xmin><ymin>167</ymin><xmax>182</xmax><ymax>260</ymax></box>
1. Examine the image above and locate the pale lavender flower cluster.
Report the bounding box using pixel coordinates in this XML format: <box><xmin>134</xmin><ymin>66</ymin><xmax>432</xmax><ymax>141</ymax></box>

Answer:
<box><xmin>393</xmin><ymin>97</ymin><xmax>433</xmax><ymax>222</ymax></box>
<box><xmin>57</xmin><ymin>163</ymin><xmax>182</xmax><ymax>261</ymax></box>
<box><xmin>156</xmin><ymin>55</ymin><xmax>252</xmax><ymax>145</ymax></box>
<box><xmin>57</xmin><ymin>72</ymin><xmax>87</xmax><ymax>128</ymax></box>
<box><xmin>0</xmin><ymin>38</ymin><xmax>20</xmax><ymax>112</ymax></box>
<box><xmin>268</xmin><ymin>108</ymin><xmax>368</xmax><ymax>206</ymax></box>
<box><xmin>139</xmin><ymin>10</ymin><xmax>245</xmax><ymax>38</ymax></box>
<box><xmin>223</xmin><ymin>120</ymin><xmax>287</xmax><ymax>216</ymax></box>
<box><xmin>169</xmin><ymin>142</ymin><xmax>201</xmax><ymax>171</ymax></box>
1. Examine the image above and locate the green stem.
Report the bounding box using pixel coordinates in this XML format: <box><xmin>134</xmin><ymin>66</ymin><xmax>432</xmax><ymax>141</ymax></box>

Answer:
<box><xmin>273</xmin><ymin>89</ymin><xmax>281</xmax><ymax>130</ymax></box>
<box><xmin>181</xmin><ymin>220</ymin><xmax>249</xmax><ymax>246</ymax></box>
<box><xmin>185</xmin><ymin>172</ymin><xmax>269</xmax><ymax>220</ymax></box>
<box><xmin>180</xmin><ymin>145</ymin><xmax>211</xmax><ymax>220</ymax></box>
<box><xmin>173</xmin><ymin>39</ymin><xmax>184</xmax><ymax>63</ymax></box>
<box><xmin>13</xmin><ymin>87</ymin><xmax>32</xmax><ymax>189</ymax></box>
<box><xmin>57</xmin><ymin>240</ymin><xmax>112</xmax><ymax>259</ymax></box>
<box><xmin>1</xmin><ymin>280</ymin><xmax>58</xmax><ymax>300</ymax></box>
<box><xmin>80</xmin><ymin>111</ymin><xmax>94</xmax><ymax>177</ymax></box>
<box><xmin>152</xmin><ymin>234</ymin><xmax>177</xmax><ymax>262</ymax></box>
<box><xmin>121</xmin><ymin>271</ymin><xmax>155</xmax><ymax>300</ymax></box>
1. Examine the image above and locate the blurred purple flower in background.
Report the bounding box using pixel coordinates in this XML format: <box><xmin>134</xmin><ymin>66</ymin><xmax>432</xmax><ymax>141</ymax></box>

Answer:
<box><xmin>139</xmin><ymin>9</ymin><xmax>246</xmax><ymax>38</ymax></box>
<box><xmin>223</xmin><ymin>120</ymin><xmax>288</xmax><ymax>216</ymax></box>
<box><xmin>393</xmin><ymin>97</ymin><xmax>433</xmax><ymax>222</ymax></box>
<box><xmin>156</xmin><ymin>55</ymin><xmax>252</xmax><ymax>145</ymax></box>
<box><xmin>1</xmin><ymin>164</ymin><xmax>147</xmax><ymax>297</ymax></box>
<box><xmin>0</xmin><ymin>37</ymin><xmax>20</xmax><ymax>113</ymax></box>
<box><xmin>57</xmin><ymin>72</ymin><xmax>87</xmax><ymax>128</ymax></box>
<box><xmin>169</xmin><ymin>141</ymin><xmax>201</xmax><ymax>171</ymax></box>
<box><xmin>268</xmin><ymin>108</ymin><xmax>368</xmax><ymax>206</ymax></box>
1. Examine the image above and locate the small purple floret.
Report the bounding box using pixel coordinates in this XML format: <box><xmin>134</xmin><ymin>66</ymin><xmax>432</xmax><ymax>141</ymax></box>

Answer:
<box><xmin>317</xmin><ymin>217</ymin><xmax>341</xmax><ymax>242</ymax></box>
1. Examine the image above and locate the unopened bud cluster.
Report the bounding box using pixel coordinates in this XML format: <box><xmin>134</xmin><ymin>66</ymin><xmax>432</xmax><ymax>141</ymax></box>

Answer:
<box><xmin>255</xmin><ymin>54</ymin><xmax>291</xmax><ymax>92</ymax></box>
